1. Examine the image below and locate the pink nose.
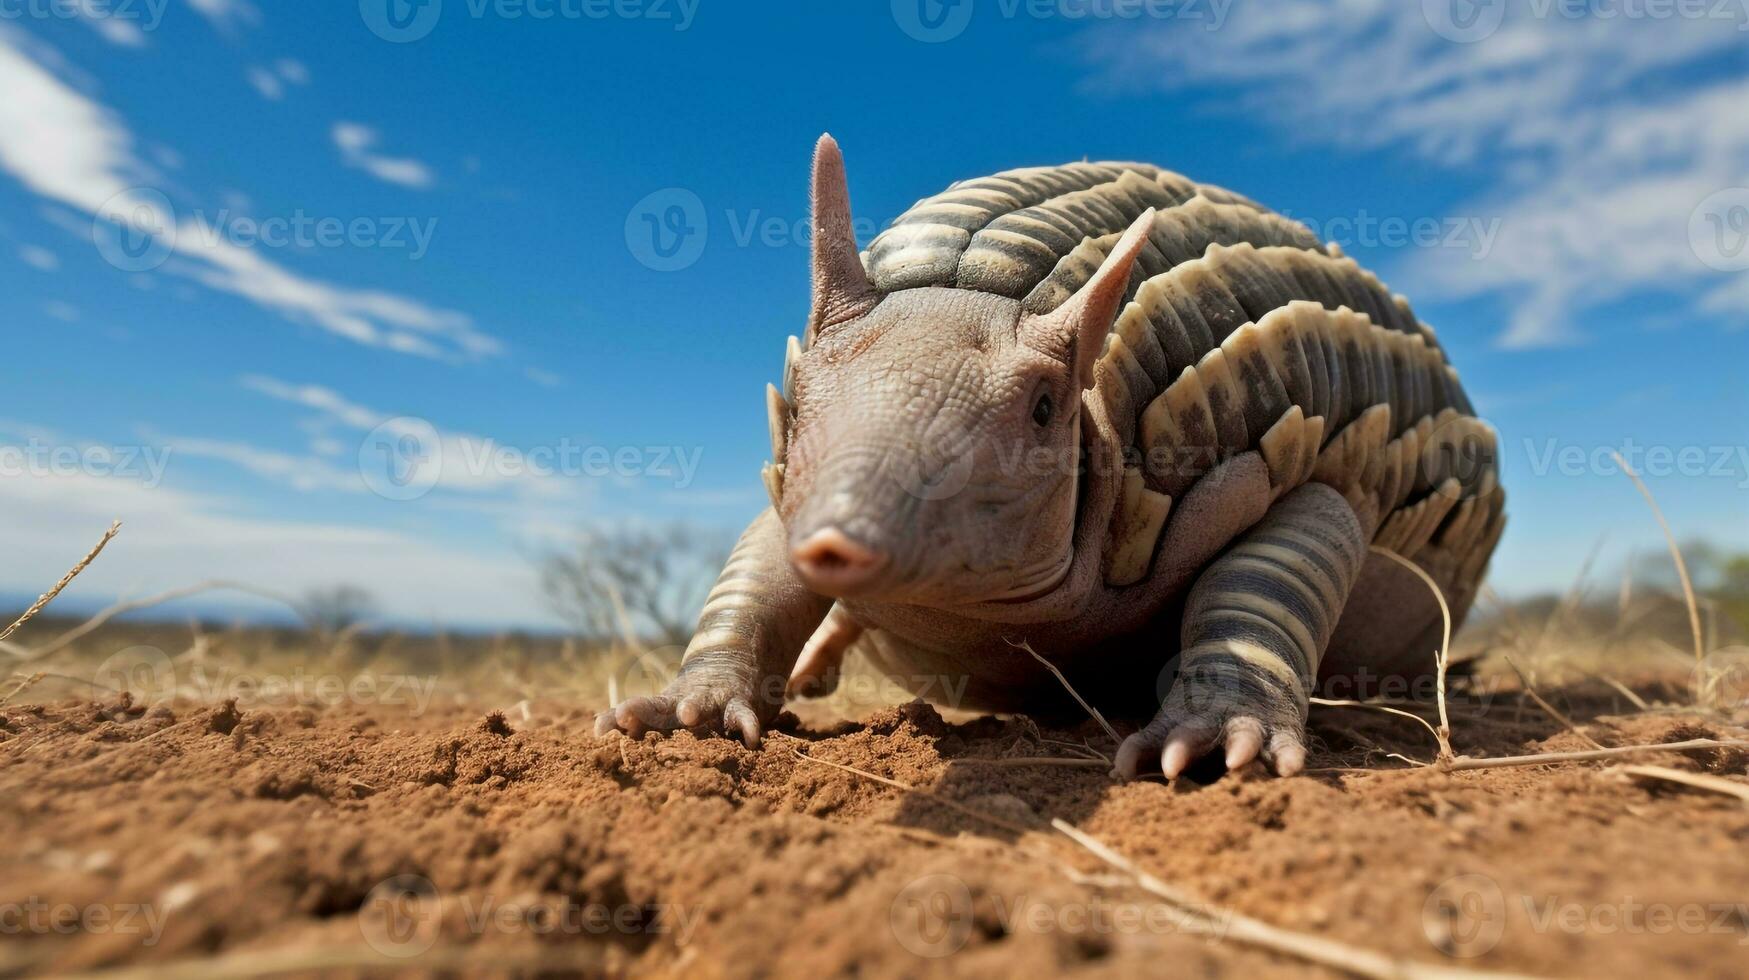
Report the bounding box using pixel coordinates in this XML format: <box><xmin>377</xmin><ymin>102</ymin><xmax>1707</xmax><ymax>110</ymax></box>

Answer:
<box><xmin>790</xmin><ymin>527</ymin><xmax>888</xmax><ymax>595</ymax></box>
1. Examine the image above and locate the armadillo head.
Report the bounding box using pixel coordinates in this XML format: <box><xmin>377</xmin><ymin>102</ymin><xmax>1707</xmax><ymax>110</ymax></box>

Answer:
<box><xmin>772</xmin><ymin>136</ymin><xmax>1152</xmax><ymax>606</ymax></box>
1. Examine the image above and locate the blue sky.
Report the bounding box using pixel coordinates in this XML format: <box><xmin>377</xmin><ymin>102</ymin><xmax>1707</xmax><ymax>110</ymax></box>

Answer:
<box><xmin>0</xmin><ymin>0</ymin><xmax>1744</xmax><ymax>628</ymax></box>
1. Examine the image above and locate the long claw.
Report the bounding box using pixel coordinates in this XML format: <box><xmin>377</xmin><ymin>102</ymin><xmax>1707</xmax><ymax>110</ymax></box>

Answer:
<box><xmin>1114</xmin><ymin>731</ymin><xmax>1157</xmax><ymax>781</ymax></box>
<box><xmin>1268</xmin><ymin>732</ymin><xmax>1307</xmax><ymax>776</ymax></box>
<box><xmin>725</xmin><ymin>699</ymin><xmax>762</xmax><ymax>749</ymax></box>
<box><xmin>1223</xmin><ymin>718</ymin><xmax>1265</xmax><ymax>772</ymax></box>
<box><xmin>1161</xmin><ymin>724</ymin><xmax>1216</xmax><ymax>780</ymax></box>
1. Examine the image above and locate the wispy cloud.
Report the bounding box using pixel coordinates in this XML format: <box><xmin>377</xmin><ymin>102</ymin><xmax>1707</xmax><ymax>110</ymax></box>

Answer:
<box><xmin>71</xmin><ymin>0</ymin><xmax>152</xmax><ymax>46</ymax></box>
<box><xmin>245</xmin><ymin>59</ymin><xmax>309</xmax><ymax>101</ymax></box>
<box><xmin>0</xmin><ymin>31</ymin><xmax>498</xmax><ymax>360</ymax></box>
<box><xmin>1078</xmin><ymin>1</ymin><xmax>1749</xmax><ymax>348</ymax></box>
<box><xmin>184</xmin><ymin>0</ymin><xmax>260</xmax><ymax>35</ymax></box>
<box><xmin>18</xmin><ymin>244</ymin><xmax>58</xmax><ymax>271</ymax></box>
<box><xmin>0</xmin><ymin>463</ymin><xmax>555</xmax><ymax>626</ymax></box>
<box><xmin>332</xmin><ymin>122</ymin><xmax>436</xmax><ymax>190</ymax></box>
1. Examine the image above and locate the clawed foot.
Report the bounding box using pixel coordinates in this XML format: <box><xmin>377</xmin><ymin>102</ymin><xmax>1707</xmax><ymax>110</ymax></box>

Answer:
<box><xmin>594</xmin><ymin>668</ymin><xmax>775</xmax><ymax>749</ymax></box>
<box><xmin>1115</xmin><ymin>673</ymin><xmax>1307</xmax><ymax>781</ymax></box>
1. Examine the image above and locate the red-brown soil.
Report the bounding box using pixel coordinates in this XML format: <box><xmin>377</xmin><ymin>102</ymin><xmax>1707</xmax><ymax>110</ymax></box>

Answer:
<box><xmin>2</xmin><ymin>681</ymin><xmax>1746</xmax><ymax>978</ymax></box>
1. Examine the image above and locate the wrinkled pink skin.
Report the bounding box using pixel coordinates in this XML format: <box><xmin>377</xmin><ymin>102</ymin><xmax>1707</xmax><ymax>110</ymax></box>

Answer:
<box><xmin>596</xmin><ymin>136</ymin><xmax>1309</xmax><ymax>780</ymax></box>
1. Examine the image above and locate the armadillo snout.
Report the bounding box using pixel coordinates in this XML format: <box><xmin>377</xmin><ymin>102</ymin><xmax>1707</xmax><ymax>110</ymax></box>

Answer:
<box><xmin>790</xmin><ymin>527</ymin><xmax>890</xmax><ymax>597</ymax></box>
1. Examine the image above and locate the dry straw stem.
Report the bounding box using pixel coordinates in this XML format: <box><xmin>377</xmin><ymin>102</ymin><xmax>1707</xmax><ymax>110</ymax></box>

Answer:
<box><xmin>1502</xmin><ymin>655</ymin><xmax>1605</xmax><ymax>751</ymax></box>
<box><xmin>0</xmin><ymin>671</ymin><xmax>46</xmax><ymax>707</ymax></box>
<box><xmin>1612</xmin><ymin>764</ymin><xmax>1749</xmax><ymax>804</ymax></box>
<box><xmin>1006</xmin><ymin>637</ymin><xmax>1122</xmax><ymax>746</ymax></box>
<box><xmin>1</xmin><ymin>579</ymin><xmax>302</xmax><ymax>662</ymax></box>
<box><xmin>1050</xmin><ymin>819</ymin><xmax>1537</xmax><ymax>980</ymax></box>
<box><xmin>1368</xmin><ymin>546</ymin><xmax>1455</xmax><ymax>762</ymax></box>
<box><xmin>1443</xmin><ymin>738</ymin><xmax>1749</xmax><ymax>772</ymax></box>
<box><xmin>51</xmin><ymin>943</ymin><xmax>606</xmax><ymax>980</ymax></box>
<box><xmin>0</xmin><ymin>520</ymin><xmax>121</xmax><ymax>645</ymax></box>
<box><xmin>1608</xmin><ymin>451</ymin><xmax>1705</xmax><ymax>674</ymax></box>
<box><xmin>791</xmin><ymin>745</ymin><xmax>1522</xmax><ymax>978</ymax></box>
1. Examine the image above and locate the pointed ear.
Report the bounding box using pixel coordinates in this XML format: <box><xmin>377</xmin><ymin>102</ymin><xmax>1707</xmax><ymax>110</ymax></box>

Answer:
<box><xmin>1023</xmin><ymin>208</ymin><xmax>1155</xmax><ymax>388</ymax></box>
<box><xmin>808</xmin><ymin>134</ymin><xmax>877</xmax><ymax>336</ymax></box>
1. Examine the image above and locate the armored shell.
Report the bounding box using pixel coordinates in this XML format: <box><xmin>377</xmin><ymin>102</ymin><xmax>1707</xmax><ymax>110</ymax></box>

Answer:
<box><xmin>775</xmin><ymin>161</ymin><xmax>1504</xmax><ymax>611</ymax></box>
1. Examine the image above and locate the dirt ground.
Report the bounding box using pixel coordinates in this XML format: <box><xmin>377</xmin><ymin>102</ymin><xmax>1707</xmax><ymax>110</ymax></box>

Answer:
<box><xmin>2</xmin><ymin>665</ymin><xmax>1747</xmax><ymax>979</ymax></box>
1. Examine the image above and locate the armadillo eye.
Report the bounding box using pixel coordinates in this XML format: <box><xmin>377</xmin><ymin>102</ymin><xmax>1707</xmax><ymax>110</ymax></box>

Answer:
<box><xmin>1031</xmin><ymin>392</ymin><xmax>1054</xmax><ymax>428</ymax></box>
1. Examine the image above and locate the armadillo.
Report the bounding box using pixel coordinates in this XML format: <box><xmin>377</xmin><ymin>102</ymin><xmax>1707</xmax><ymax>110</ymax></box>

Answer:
<box><xmin>597</xmin><ymin>135</ymin><xmax>1505</xmax><ymax>779</ymax></box>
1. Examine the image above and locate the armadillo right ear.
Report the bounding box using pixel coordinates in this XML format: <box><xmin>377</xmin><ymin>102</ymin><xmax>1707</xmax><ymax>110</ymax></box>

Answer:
<box><xmin>1023</xmin><ymin>208</ymin><xmax>1154</xmax><ymax>389</ymax></box>
<box><xmin>807</xmin><ymin>134</ymin><xmax>877</xmax><ymax>338</ymax></box>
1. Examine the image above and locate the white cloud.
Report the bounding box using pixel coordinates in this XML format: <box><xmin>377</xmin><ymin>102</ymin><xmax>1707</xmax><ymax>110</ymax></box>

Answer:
<box><xmin>183</xmin><ymin>0</ymin><xmax>260</xmax><ymax>35</ymax></box>
<box><xmin>1078</xmin><ymin>1</ymin><xmax>1749</xmax><ymax>348</ymax></box>
<box><xmin>42</xmin><ymin>300</ymin><xmax>78</xmax><ymax>322</ymax></box>
<box><xmin>0</xmin><ymin>33</ymin><xmax>498</xmax><ymax>360</ymax></box>
<box><xmin>274</xmin><ymin>58</ymin><xmax>309</xmax><ymax>85</ymax></box>
<box><xmin>332</xmin><ymin>122</ymin><xmax>436</xmax><ymax>190</ymax></box>
<box><xmin>153</xmin><ymin>433</ymin><xmax>365</xmax><ymax>493</ymax></box>
<box><xmin>244</xmin><ymin>66</ymin><xmax>282</xmax><ymax>100</ymax></box>
<box><xmin>72</xmin><ymin>0</ymin><xmax>150</xmax><ymax>47</ymax></box>
<box><xmin>245</xmin><ymin>59</ymin><xmax>309</xmax><ymax>101</ymax></box>
<box><xmin>0</xmin><ymin>467</ymin><xmax>556</xmax><ymax>627</ymax></box>
<box><xmin>240</xmin><ymin>374</ymin><xmax>577</xmax><ymax>498</ymax></box>
<box><xmin>19</xmin><ymin>244</ymin><xmax>58</xmax><ymax>271</ymax></box>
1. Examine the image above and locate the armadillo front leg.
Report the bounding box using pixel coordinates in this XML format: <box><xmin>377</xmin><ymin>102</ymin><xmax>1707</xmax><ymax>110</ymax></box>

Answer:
<box><xmin>1116</xmin><ymin>483</ymin><xmax>1366</xmax><ymax>779</ymax></box>
<box><xmin>595</xmin><ymin>508</ymin><xmax>831</xmax><ymax>748</ymax></box>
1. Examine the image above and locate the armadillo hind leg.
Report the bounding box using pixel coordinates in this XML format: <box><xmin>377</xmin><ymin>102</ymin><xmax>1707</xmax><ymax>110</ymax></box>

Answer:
<box><xmin>595</xmin><ymin>508</ymin><xmax>833</xmax><ymax>748</ymax></box>
<box><xmin>1115</xmin><ymin>482</ymin><xmax>1366</xmax><ymax>780</ymax></box>
<box><xmin>786</xmin><ymin>602</ymin><xmax>865</xmax><ymax>698</ymax></box>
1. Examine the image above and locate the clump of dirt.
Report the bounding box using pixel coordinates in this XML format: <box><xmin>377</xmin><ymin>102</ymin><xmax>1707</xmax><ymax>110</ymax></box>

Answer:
<box><xmin>1</xmin><ymin>687</ymin><xmax>1745</xmax><ymax>977</ymax></box>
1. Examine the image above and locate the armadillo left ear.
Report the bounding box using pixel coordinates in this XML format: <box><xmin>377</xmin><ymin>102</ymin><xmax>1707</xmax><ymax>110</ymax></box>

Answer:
<box><xmin>807</xmin><ymin>134</ymin><xmax>877</xmax><ymax>337</ymax></box>
<box><xmin>1024</xmin><ymin>208</ymin><xmax>1154</xmax><ymax>389</ymax></box>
